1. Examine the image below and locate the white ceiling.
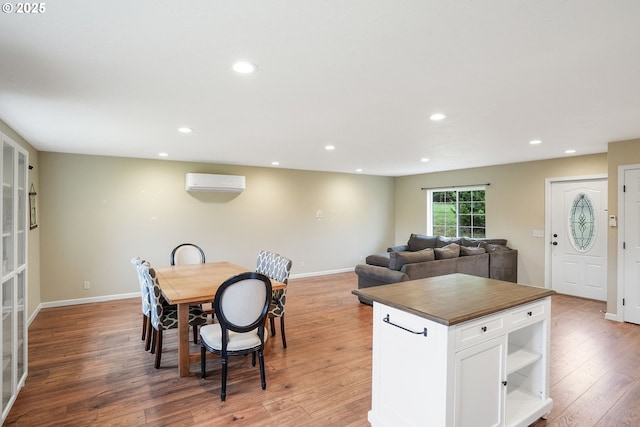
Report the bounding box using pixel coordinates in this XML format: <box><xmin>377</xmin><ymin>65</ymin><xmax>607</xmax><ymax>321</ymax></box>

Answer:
<box><xmin>1</xmin><ymin>1</ymin><xmax>639</xmax><ymax>177</ymax></box>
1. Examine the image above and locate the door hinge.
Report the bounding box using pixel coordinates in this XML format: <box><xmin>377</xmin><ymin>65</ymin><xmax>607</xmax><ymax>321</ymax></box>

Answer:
<box><xmin>623</xmin><ymin>242</ymin><xmax>626</xmax><ymax>250</ymax></box>
<box><xmin>623</xmin><ymin>185</ymin><xmax>626</xmax><ymax>192</ymax></box>
<box><xmin>623</xmin><ymin>298</ymin><xmax>625</xmax><ymax>306</ymax></box>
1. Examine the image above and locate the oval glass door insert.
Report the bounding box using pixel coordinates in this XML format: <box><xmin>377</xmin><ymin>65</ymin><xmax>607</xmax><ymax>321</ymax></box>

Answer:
<box><xmin>568</xmin><ymin>192</ymin><xmax>596</xmax><ymax>252</ymax></box>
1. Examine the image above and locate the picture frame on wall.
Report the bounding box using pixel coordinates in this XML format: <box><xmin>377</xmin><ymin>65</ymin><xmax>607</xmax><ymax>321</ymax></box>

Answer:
<box><xmin>29</xmin><ymin>183</ymin><xmax>37</xmax><ymax>229</ymax></box>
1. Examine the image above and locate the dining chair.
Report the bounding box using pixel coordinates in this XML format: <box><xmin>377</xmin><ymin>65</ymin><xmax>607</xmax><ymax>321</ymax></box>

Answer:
<box><xmin>256</xmin><ymin>251</ymin><xmax>293</xmax><ymax>348</ymax></box>
<box><xmin>139</xmin><ymin>262</ymin><xmax>209</xmax><ymax>368</ymax></box>
<box><xmin>200</xmin><ymin>272</ymin><xmax>272</xmax><ymax>401</ymax></box>
<box><xmin>170</xmin><ymin>243</ymin><xmax>206</xmax><ymax>265</ymax></box>
<box><xmin>131</xmin><ymin>257</ymin><xmax>152</xmax><ymax>349</ymax></box>
<box><xmin>170</xmin><ymin>242</ymin><xmax>211</xmax><ymax>338</ymax></box>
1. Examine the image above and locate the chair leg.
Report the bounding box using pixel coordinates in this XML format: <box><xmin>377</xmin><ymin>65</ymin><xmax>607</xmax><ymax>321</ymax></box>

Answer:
<box><xmin>221</xmin><ymin>356</ymin><xmax>228</xmax><ymax>401</ymax></box>
<box><xmin>258</xmin><ymin>350</ymin><xmax>266</xmax><ymax>390</ymax></box>
<box><xmin>252</xmin><ymin>351</ymin><xmax>256</xmax><ymax>367</ymax></box>
<box><xmin>149</xmin><ymin>329</ymin><xmax>157</xmax><ymax>354</ymax></box>
<box><xmin>145</xmin><ymin>319</ymin><xmax>153</xmax><ymax>351</ymax></box>
<box><xmin>141</xmin><ymin>314</ymin><xmax>147</xmax><ymax>340</ymax></box>
<box><xmin>269</xmin><ymin>316</ymin><xmax>276</xmax><ymax>337</ymax></box>
<box><xmin>154</xmin><ymin>330</ymin><xmax>163</xmax><ymax>369</ymax></box>
<box><xmin>193</xmin><ymin>325</ymin><xmax>199</xmax><ymax>344</ymax></box>
<box><xmin>201</xmin><ymin>346</ymin><xmax>206</xmax><ymax>378</ymax></box>
<box><xmin>280</xmin><ymin>315</ymin><xmax>287</xmax><ymax>349</ymax></box>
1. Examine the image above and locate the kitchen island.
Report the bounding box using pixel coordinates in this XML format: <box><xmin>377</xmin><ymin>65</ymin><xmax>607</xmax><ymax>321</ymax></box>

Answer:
<box><xmin>352</xmin><ymin>273</ymin><xmax>555</xmax><ymax>427</ymax></box>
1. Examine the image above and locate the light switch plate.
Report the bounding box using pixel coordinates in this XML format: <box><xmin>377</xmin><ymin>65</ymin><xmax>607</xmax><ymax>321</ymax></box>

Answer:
<box><xmin>532</xmin><ymin>229</ymin><xmax>544</xmax><ymax>238</ymax></box>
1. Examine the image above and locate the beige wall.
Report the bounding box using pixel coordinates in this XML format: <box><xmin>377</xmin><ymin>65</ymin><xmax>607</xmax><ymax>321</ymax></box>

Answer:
<box><xmin>38</xmin><ymin>152</ymin><xmax>395</xmax><ymax>302</ymax></box>
<box><xmin>607</xmin><ymin>138</ymin><xmax>640</xmax><ymax>315</ymax></box>
<box><xmin>395</xmin><ymin>154</ymin><xmax>608</xmax><ymax>288</ymax></box>
<box><xmin>0</xmin><ymin>119</ymin><xmax>41</xmax><ymax>318</ymax></box>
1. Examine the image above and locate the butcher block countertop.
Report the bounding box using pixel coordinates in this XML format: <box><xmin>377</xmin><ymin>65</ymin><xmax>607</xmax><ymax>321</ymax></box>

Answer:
<box><xmin>352</xmin><ymin>273</ymin><xmax>555</xmax><ymax>326</ymax></box>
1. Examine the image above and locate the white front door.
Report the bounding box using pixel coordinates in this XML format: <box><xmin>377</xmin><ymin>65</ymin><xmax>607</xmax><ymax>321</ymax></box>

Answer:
<box><xmin>623</xmin><ymin>168</ymin><xmax>640</xmax><ymax>324</ymax></box>
<box><xmin>550</xmin><ymin>179</ymin><xmax>608</xmax><ymax>300</ymax></box>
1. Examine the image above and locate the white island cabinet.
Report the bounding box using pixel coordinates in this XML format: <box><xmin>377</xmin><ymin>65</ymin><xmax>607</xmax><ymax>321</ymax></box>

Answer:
<box><xmin>353</xmin><ymin>273</ymin><xmax>554</xmax><ymax>427</ymax></box>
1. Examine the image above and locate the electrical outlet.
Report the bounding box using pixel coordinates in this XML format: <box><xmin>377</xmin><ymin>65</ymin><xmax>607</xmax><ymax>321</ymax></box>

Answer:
<box><xmin>83</xmin><ymin>281</ymin><xmax>90</xmax><ymax>290</ymax></box>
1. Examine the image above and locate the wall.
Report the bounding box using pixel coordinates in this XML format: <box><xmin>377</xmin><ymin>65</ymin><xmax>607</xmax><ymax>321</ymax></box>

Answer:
<box><xmin>0</xmin><ymin>119</ymin><xmax>41</xmax><ymax>318</ymax></box>
<box><xmin>394</xmin><ymin>153</ymin><xmax>608</xmax><ymax>288</ymax></box>
<box><xmin>607</xmin><ymin>138</ymin><xmax>640</xmax><ymax>315</ymax></box>
<box><xmin>38</xmin><ymin>152</ymin><xmax>395</xmax><ymax>302</ymax></box>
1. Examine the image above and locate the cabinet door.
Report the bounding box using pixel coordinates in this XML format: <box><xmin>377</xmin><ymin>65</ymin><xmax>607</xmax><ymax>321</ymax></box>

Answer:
<box><xmin>371</xmin><ymin>304</ymin><xmax>450</xmax><ymax>427</ymax></box>
<box><xmin>454</xmin><ymin>335</ymin><xmax>506</xmax><ymax>427</ymax></box>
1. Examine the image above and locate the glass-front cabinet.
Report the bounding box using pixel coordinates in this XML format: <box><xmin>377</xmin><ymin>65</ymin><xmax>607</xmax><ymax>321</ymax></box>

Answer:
<box><xmin>1</xmin><ymin>133</ymin><xmax>28</xmax><ymax>422</ymax></box>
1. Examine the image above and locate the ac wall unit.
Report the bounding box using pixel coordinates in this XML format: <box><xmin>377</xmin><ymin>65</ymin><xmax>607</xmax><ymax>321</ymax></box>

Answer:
<box><xmin>185</xmin><ymin>173</ymin><xmax>246</xmax><ymax>192</ymax></box>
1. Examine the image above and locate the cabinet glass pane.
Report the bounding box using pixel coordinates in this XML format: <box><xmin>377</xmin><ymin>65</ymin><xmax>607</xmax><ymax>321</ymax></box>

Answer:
<box><xmin>2</xmin><ymin>278</ymin><xmax>13</xmax><ymax>410</ymax></box>
<box><xmin>17</xmin><ymin>153</ymin><xmax>26</xmax><ymax>266</ymax></box>
<box><xmin>16</xmin><ymin>271</ymin><xmax>24</xmax><ymax>381</ymax></box>
<box><xmin>3</xmin><ymin>142</ymin><xmax>14</xmax><ymax>275</ymax></box>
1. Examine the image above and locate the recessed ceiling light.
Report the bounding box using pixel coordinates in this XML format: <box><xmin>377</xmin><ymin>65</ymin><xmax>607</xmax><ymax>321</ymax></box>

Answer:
<box><xmin>356</xmin><ymin>168</ymin><xmax>363</xmax><ymax>173</ymax></box>
<box><xmin>233</xmin><ymin>61</ymin><xmax>258</xmax><ymax>74</ymax></box>
<box><xmin>324</xmin><ymin>145</ymin><xmax>335</xmax><ymax>151</ymax></box>
<box><xmin>421</xmin><ymin>157</ymin><xmax>430</xmax><ymax>162</ymax></box>
<box><xmin>565</xmin><ymin>149</ymin><xmax>576</xmax><ymax>154</ymax></box>
<box><xmin>178</xmin><ymin>127</ymin><xmax>192</xmax><ymax>133</ymax></box>
<box><xmin>529</xmin><ymin>139</ymin><xmax>542</xmax><ymax>145</ymax></box>
<box><xmin>430</xmin><ymin>113</ymin><xmax>446</xmax><ymax>121</ymax></box>
<box><xmin>271</xmin><ymin>161</ymin><xmax>280</xmax><ymax>166</ymax></box>
<box><xmin>158</xmin><ymin>152</ymin><xmax>168</xmax><ymax>157</ymax></box>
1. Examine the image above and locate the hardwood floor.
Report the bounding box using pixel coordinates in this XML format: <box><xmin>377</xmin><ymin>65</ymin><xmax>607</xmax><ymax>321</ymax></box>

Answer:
<box><xmin>5</xmin><ymin>272</ymin><xmax>640</xmax><ymax>426</ymax></box>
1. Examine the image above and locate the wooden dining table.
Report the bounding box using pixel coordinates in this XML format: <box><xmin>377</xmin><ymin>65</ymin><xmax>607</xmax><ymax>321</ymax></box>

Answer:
<box><xmin>155</xmin><ymin>261</ymin><xmax>286</xmax><ymax>377</ymax></box>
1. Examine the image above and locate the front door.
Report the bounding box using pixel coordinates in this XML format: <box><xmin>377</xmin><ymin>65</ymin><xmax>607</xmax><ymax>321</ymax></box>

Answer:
<box><xmin>550</xmin><ymin>179</ymin><xmax>607</xmax><ymax>300</ymax></box>
<box><xmin>623</xmin><ymin>167</ymin><xmax>640</xmax><ymax>324</ymax></box>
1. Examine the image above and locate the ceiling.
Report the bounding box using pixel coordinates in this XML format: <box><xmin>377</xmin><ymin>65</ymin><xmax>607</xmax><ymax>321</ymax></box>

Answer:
<box><xmin>1</xmin><ymin>1</ymin><xmax>639</xmax><ymax>177</ymax></box>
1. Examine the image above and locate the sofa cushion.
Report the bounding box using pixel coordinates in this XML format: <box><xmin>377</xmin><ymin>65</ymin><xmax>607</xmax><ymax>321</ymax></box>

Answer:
<box><xmin>407</xmin><ymin>234</ymin><xmax>438</xmax><ymax>251</ymax></box>
<box><xmin>366</xmin><ymin>253</ymin><xmax>391</xmax><ymax>267</ymax></box>
<box><xmin>434</xmin><ymin>243</ymin><xmax>461</xmax><ymax>259</ymax></box>
<box><xmin>461</xmin><ymin>238</ymin><xmax>509</xmax><ymax>248</ymax></box>
<box><xmin>460</xmin><ymin>246</ymin><xmax>487</xmax><ymax>256</ymax></box>
<box><xmin>389</xmin><ymin>249</ymin><xmax>435</xmax><ymax>270</ymax></box>
<box><xmin>436</xmin><ymin>236</ymin><xmax>463</xmax><ymax>248</ymax></box>
<box><xmin>485</xmin><ymin>244</ymin><xmax>511</xmax><ymax>253</ymax></box>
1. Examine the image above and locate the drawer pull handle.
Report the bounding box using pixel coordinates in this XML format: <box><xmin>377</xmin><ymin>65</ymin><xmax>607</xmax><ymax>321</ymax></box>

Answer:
<box><xmin>383</xmin><ymin>314</ymin><xmax>428</xmax><ymax>337</ymax></box>
<box><xmin>527</xmin><ymin>311</ymin><xmax>533</xmax><ymax>317</ymax></box>
<box><xmin>481</xmin><ymin>326</ymin><xmax>487</xmax><ymax>332</ymax></box>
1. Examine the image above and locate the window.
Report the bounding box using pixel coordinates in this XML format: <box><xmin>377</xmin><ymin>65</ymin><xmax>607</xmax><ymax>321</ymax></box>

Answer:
<box><xmin>427</xmin><ymin>187</ymin><xmax>486</xmax><ymax>238</ymax></box>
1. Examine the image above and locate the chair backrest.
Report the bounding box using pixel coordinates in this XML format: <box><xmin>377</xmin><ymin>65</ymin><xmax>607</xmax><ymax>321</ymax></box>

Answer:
<box><xmin>256</xmin><ymin>251</ymin><xmax>292</xmax><ymax>284</ymax></box>
<box><xmin>131</xmin><ymin>257</ymin><xmax>151</xmax><ymax>316</ymax></box>
<box><xmin>170</xmin><ymin>243</ymin><xmax>206</xmax><ymax>265</ymax></box>
<box><xmin>138</xmin><ymin>262</ymin><xmax>166</xmax><ymax>330</ymax></box>
<box><xmin>214</xmin><ymin>272</ymin><xmax>272</xmax><ymax>334</ymax></box>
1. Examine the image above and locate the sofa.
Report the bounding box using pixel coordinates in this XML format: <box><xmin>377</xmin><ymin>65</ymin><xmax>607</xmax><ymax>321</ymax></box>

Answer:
<box><xmin>355</xmin><ymin>234</ymin><xmax>518</xmax><ymax>305</ymax></box>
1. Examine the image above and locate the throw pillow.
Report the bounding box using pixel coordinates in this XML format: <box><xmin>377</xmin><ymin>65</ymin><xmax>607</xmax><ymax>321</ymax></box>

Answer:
<box><xmin>389</xmin><ymin>249</ymin><xmax>435</xmax><ymax>270</ymax></box>
<box><xmin>460</xmin><ymin>246</ymin><xmax>487</xmax><ymax>256</ymax></box>
<box><xmin>434</xmin><ymin>243</ymin><xmax>461</xmax><ymax>259</ymax></box>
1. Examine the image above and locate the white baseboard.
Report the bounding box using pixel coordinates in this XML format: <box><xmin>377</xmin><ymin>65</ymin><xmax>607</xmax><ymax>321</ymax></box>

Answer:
<box><xmin>27</xmin><ymin>268</ymin><xmax>354</xmax><ymax>326</ymax></box>
<box><xmin>604</xmin><ymin>312</ymin><xmax>622</xmax><ymax>322</ymax></box>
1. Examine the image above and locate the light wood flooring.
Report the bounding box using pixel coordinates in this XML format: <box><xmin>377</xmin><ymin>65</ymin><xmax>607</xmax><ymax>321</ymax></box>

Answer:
<box><xmin>5</xmin><ymin>272</ymin><xmax>640</xmax><ymax>426</ymax></box>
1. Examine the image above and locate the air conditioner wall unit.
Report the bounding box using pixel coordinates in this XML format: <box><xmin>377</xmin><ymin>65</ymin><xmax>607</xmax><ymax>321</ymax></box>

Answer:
<box><xmin>185</xmin><ymin>173</ymin><xmax>246</xmax><ymax>192</ymax></box>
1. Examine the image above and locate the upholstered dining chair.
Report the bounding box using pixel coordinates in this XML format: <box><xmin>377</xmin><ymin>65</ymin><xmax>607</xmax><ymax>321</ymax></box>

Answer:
<box><xmin>256</xmin><ymin>251</ymin><xmax>292</xmax><ymax>348</ymax></box>
<box><xmin>131</xmin><ymin>257</ymin><xmax>151</xmax><ymax>348</ymax></box>
<box><xmin>139</xmin><ymin>262</ymin><xmax>209</xmax><ymax>368</ymax></box>
<box><xmin>170</xmin><ymin>243</ymin><xmax>211</xmax><ymax>335</ymax></box>
<box><xmin>200</xmin><ymin>272</ymin><xmax>272</xmax><ymax>401</ymax></box>
<box><xmin>170</xmin><ymin>243</ymin><xmax>205</xmax><ymax>265</ymax></box>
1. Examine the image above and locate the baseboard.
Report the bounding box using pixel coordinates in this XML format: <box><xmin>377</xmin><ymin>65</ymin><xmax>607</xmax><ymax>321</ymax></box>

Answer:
<box><xmin>27</xmin><ymin>268</ymin><xmax>354</xmax><ymax>325</ymax></box>
<box><xmin>604</xmin><ymin>312</ymin><xmax>622</xmax><ymax>322</ymax></box>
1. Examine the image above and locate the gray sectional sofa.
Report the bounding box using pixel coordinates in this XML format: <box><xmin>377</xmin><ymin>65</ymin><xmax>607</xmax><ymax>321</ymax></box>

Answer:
<box><xmin>355</xmin><ymin>234</ymin><xmax>518</xmax><ymax>304</ymax></box>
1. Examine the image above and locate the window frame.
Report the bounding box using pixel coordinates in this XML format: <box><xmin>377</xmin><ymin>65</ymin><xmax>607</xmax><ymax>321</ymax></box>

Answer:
<box><xmin>426</xmin><ymin>186</ymin><xmax>487</xmax><ymax>238</ymax></box>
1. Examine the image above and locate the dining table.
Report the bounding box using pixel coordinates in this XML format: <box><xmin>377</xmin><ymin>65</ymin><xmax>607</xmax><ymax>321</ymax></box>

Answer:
<box><xmin>155</xmin><ymin>261</ymin><xmax>286</xmax><ymax>377</ymax></box>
